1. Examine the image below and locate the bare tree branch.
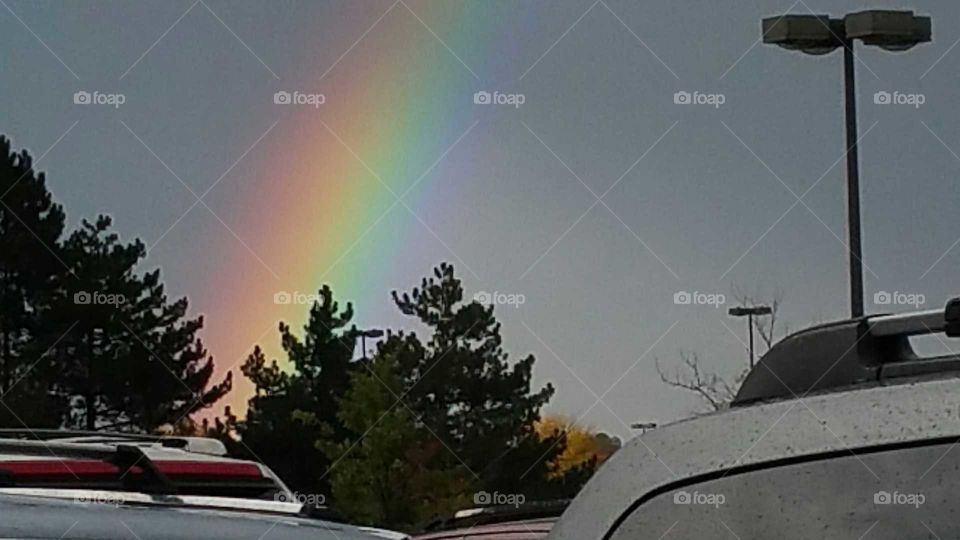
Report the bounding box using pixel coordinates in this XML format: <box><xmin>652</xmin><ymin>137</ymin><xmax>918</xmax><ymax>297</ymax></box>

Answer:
<box><xmin>656</xmin><ymin>353</ymin><xmax>733</xmax><ymax>412</ymax></box>
<box><xmin>657</xmin><ymin>291</ymin><xmax>785</xmax><ymax>413</ymax></box>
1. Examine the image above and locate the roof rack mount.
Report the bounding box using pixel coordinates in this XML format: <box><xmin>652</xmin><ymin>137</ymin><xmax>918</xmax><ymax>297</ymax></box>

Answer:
<box><xmin>869</xmin><ymin>301</ymin><xmax>960</xmax><ymax>337</ymax></box>
<box><xmin>732</xmin><ymin>297</ymin><xmax>960</xmax><ymax>406</ymax></box>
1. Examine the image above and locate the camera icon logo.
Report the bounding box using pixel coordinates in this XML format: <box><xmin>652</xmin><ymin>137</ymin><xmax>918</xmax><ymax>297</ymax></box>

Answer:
<box><xmin>673</xmin><ymin>91</ymin><xmax>691</xmax><ymax>105</ymax></box>
<box><xmin>74</xmin><ymin>91</ymin><xmax>91</xmax><ymax>105</ymax></box>
<box><xmin>274</xmin><ymin>291</ymin><xmax>292</xmax><ymax>304</ymax></box>
<box><xmin>74</xmin><ymin>291</ymin><xmax>91</xmax><ymax>305</ymax></box>
<box><xmin>874</xmin><ymin>91</ymin><xmax>891</xmax><ymax>105</ymax></box>
<box><xmin>673</xmin><ymin>491</ymin><xmax>692</xmax><ymax>505</ymax></box>
<box><xmin>874</xmin><ymin>491</ymin><xmax>891</xmax><ymax>505</ymax></box>
<box><xmin>474</xmin><ymin>91</ymin><xmax>491</xmax><ymax>105</ymax></box>
<box><xmin>874</xmin><ymin>291</ymin><xmax>892</xmax><ymax>305</ymax></box>
<box><xmin>673</xmin><ymin>291</ymin><xmax>692</xmax><ymax>305</ymax></box>
<box><xmin>274</xmin><ymin>91</ymin><xmax>292</xmax><ymax>105</ymax></box>
<box><xmin>474</xmin><ymin>491</ymin><xmax>491</xmax><ymax>505</ymax></box>
<box><xmin>473</xmin><ymin>291</ymin><xmax>492</xmax><ymax>304</ymax></box>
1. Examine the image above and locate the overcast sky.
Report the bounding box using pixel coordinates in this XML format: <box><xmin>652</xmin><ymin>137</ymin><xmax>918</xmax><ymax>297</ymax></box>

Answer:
<box><xmin>2</xmin><ymin>0</ymin><xmax>959</xmax><ymax>440</ymax></box>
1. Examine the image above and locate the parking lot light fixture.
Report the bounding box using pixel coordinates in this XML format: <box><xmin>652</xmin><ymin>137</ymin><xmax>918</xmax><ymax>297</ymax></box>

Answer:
<box><xmin>760</xmin><ymin>10</ymin><xmax>931</xmax><ymax>319</ymax></box>
<box><xmin>630</xmin><ymin>422</ymin><xmax>658</xmax><ymax>434</ymax></box>
<box><xmin>728</xmin><ymin>305</ymin><xmax>773</xmax><ymax>368</ymax></box>
<box><xmin>357</xmin><ymin>328</ymin><xmax>385</xmax><ymax>360</ymax></box>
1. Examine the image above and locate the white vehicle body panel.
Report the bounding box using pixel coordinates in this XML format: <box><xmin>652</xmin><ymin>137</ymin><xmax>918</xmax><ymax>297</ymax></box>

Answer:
<box><xmin>548</xmin><ymin>376</ymin><xmax>960</xmax><ymax>539</ymax></box>
<box><xmin>0</xmin><ymin>488</ymin><xmax>409</xmax><ymax>539</ymax></box>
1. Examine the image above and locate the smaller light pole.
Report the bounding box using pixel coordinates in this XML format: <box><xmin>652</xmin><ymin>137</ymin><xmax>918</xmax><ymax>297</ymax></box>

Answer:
<box><xmin>728</xmin><ymin>306</ymin><xmax>773</xmax><ymax>368</ymax></box>
<box><xmin>357</xmin><ymin>329</ymin><xmax>384</xmax><ymax>361</ymax></box>
<box><xmin>630</xmin><ymin>422</ymin><xmax>658</xmax><ymax>434</ymax></box>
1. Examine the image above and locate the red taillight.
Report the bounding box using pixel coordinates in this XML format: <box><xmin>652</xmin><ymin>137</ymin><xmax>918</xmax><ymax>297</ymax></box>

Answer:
<box><xmin>154</xmin><ymin>461</ymin><xmax>263</xmax><ymax>478</ymax></box>
<box><xmin>0</xmin><ymin>460</ymin><xmax>118</xmax><ymax>476</ymax></box>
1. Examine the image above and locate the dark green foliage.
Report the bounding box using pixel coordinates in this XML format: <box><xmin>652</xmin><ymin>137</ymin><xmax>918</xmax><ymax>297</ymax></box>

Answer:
<box><xmin>314</xmin><ymin>263</ymin><xmax>582</xmax><ymax>529</ymax></box>
<box><xmin>318</xmin><ymin>351</ymin><xmax>471</xmax><ymax>530</ymax></box>
<box><xmin>0</xmin><ymin>136</ymin><xmax>66</xmax><ymax>426</ymax></box>
<box><xmin>388</xmin><ymin>263</ymin><xmax>558</xmax><ymax>495</ymax></box>
<box><xmin>0</xmin><ymin>135</ymin><xmax>230</xmax><ymax>431</ymax></box>
<box><xmin>47</xmin><ymin>217</ymin><xmax>231</xmax><ymax>431</ymax></box>
<box><xmin>237</xmin><ymin>285</ymin><xmax>357</xmax><ymax>495</ymax></box>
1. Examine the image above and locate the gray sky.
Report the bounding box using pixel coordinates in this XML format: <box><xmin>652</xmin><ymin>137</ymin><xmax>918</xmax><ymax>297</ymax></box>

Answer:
<box><xmin>2</xmin><ymin>0</ymin><xmax>959</xmax><ymax>440</ymax></box>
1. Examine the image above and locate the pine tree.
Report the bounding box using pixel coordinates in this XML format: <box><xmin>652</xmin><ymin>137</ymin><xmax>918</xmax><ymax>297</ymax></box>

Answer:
<box><xmin>388</xmin><ymin>263</ymin><xmax>558</xmax><ymax>495</ymax></box>
<box><xmin>49</xmin><ymin>217</ymin><xmax>230</xmax><ymax>431</ymax></box>
<box><xmin>0</xmin><ymin>136</ymin><xmax>67</xmax><ymax>427</ymax></box>
<box><xmin>238</xmin><ymin>285</ymin><xmax>357</xmax><ymax>495</ymax></box>
<box><xmin>320</xmin><ymin>350</ymin><xmax>470</xmax><ymax>530</ymax></box>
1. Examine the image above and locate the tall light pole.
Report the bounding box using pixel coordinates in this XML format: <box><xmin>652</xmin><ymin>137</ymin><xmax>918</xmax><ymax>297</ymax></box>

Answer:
<box><xmin>761</xmin><ymin>11</ymin><xmax>931</xmax><ymax>318</ymax></box>
<box><xmin>728</xmin><ymin>305</ymin><xmax>773</xmax><ymax>368</ymax></box>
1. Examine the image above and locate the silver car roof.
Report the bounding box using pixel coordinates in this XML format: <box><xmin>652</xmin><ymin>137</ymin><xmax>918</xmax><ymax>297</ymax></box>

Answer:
<box><xmin>548</xmin><ymin>375</ymin><xmax>960</xmax><ymax>539</ymax></box>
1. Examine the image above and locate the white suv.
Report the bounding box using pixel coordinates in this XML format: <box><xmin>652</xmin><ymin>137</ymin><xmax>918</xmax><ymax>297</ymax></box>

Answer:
<box><xmin>549</xmin><ymin>299</ymin><xmax>960</xmax><ymax>539</ymax></box>
<box><xmin>0</xmin><ymin>431</ymin><xmax>408</xmax><ymax>539</ymax></box>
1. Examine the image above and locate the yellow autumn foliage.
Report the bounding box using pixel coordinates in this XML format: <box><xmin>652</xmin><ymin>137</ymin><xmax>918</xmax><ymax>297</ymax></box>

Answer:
<box><xmin>535</xmin><ymin>415</ymin><xmax>619</xmax><ymax>478</ymax></box>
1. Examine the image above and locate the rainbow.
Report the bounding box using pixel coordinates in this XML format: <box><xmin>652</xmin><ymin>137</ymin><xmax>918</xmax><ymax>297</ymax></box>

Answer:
<box><xmin>194</xmin><ymin>2</ymin><xmax>528</xmax><ymax>412</ymax></box>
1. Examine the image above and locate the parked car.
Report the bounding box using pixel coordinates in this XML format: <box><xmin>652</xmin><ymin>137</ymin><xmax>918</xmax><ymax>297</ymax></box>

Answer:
<box><xmin>0</xmin><ymin>430</ymin><xmax>293</xmax><ymax>500</ymax></box>
<box><xmin>415</xmin><ymin>500</ymin><xmax>567</xmax><ymax>540</ymax></box>
<box><xmin>0</xmin><ymin>430</ymin><xmax>408</xmax><ymax>539</ymax></box>
<box><xmin>549</xmin><ymin>299</ymin><xmax>960</xmax><ymax>539</ymax></box>
<box><xmin>0</xmin><ymin>489</ymin><xmax>398</xmax><ymax>539</ymax></box>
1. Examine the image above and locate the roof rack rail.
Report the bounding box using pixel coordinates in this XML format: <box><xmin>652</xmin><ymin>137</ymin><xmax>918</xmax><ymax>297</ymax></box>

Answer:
<box><xmin>732</xmin><ymin>297</ymin><xmax>960</xmax><ymax>406</ymax></box>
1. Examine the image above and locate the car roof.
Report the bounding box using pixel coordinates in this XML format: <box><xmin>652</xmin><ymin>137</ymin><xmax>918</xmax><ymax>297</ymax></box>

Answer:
<box><xmin>0</xmin><ymin>433</ymin><xmax>408</xmax><ymax>538</ymax></box>
<box><xmin>0</xmin><ymin>491</ymin><xmax>382</xmax><ymax>540</ymax></box>
<box><xmin>548</xmin><ymin>374</ymin><xmax>960</xmax><ymax>539</ymax></box>
<box><xmin>414</xmin><ymin>517</ymin><xmax>555</xmax><ymax>539</ymax></box>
